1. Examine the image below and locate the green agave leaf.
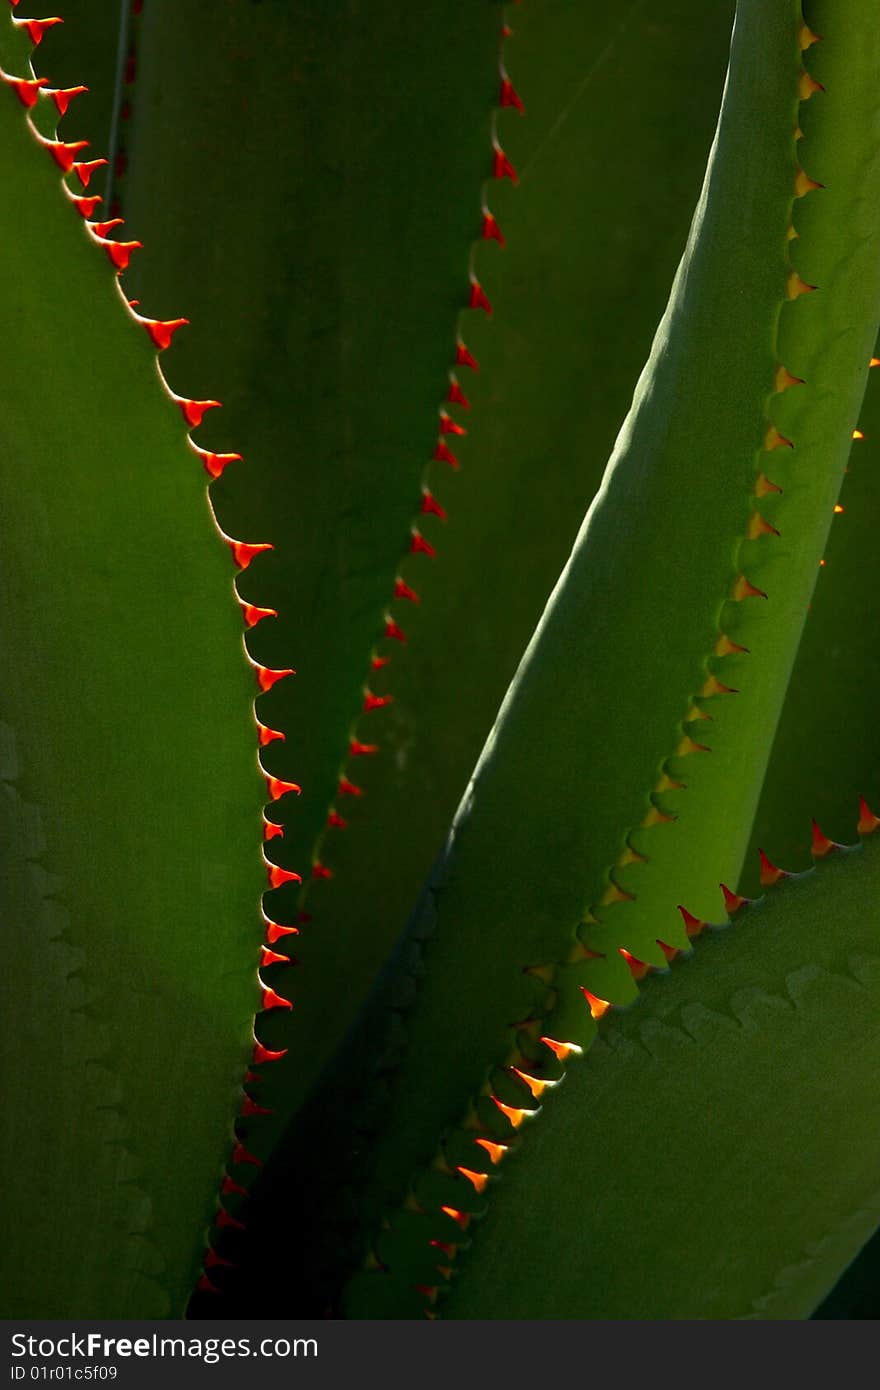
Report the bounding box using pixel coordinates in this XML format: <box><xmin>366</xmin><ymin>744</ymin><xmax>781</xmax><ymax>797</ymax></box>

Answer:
<box><xmin>340</xmin><ymin>0</ymin><xmax>880</xmax><ymax>1315</ymax></box>
<box><xmin>0</xmin><ymin>41</ymin><xmax>263</xmax><ymax>1315</ymax></box>
<box><xmin>435</xmin><ymin>825</ymin><xmax>880</xmax><ymax>1320</ymax></box>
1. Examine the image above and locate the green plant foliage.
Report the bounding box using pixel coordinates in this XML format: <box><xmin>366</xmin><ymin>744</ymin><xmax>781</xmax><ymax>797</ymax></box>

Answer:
<box><xmin>0</xmin><ymin>67</ymin><xmax>263</xmax><ymax>1315</ymax></box>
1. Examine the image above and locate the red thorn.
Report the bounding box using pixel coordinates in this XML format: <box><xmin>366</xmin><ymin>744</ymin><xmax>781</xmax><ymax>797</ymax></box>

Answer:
<box><xmin>720</xmin><ymin>883</ymin><xmax>749</xmax><ymax>915</ymax></box>
<box><xmin>143</xmin><ymin>316</ymin><xmax>189</xmax><ymax>350</ymax></box>
<box><xmin>196</xmin><ymin>1275</ymin><xmax>221</xmax><ymax>1294</ymax></box>
<box><xmin>263</xmin><ymin>819</ymin><xmax>283</xmax><ymax>840</ymax></box>
<box><xmin>103</xmin><ymin>239</ymin><xmax>142</xmax><ymax>271</ymax></box>
<box><xmin>312</xmin><ymin>863</ymin><xmax>333</xmax><ymax>881</ymax></box>
<box><xmin>267</xmin><ymin>865</ymin><xmax>302</xmax><ymax>889</ymax></box>
<box><xmin>349</xmin><ymin>739</ymin><xmax>378</xmax><ymax>757</ymax></box>
<box><xmin>15</xmin><ymin>15</ymin><xmax>63</xmax><ymax>44</ymax></box>
<box><xmin>230</xmin><ymin>539</ymin><xmax>272</xmax><ymax>569</ymax></box>
<box><xmin>266</xmin><ymin>776</ymin><xmax>301</xmax><ymax>800</ymax></box>
<box><xmin>328</xmin><ymin>811</ymin><xmax>348</xmax><ymax>829</ymax></box>
<box><xmin>216</xmin><ymin>1209</ymin><xmax>246</xmax><ymax>1232</ymax></box>
<box><xmin>258</xmin><ymin>946</ymin><xmax>290</xmax><ymax>969</ymax></box>
<box><xmin>177</xmin><ymin>396</ymin><xmax>221</xmax><ymax>428</ymax></box>
<box><xmin>677</xmin><ymin>905</ymin><xmax>706</xmax><ymax>938</ymax></box>
<box><xmin>253</xmin><ymin>1040</ymin><xmax>288</xmax><ymax>1064</ymax></box>
<box><xmin>371</xmin><ymin>655</ymin><xmax>389</xmax><ymax>670</ymax></box>
<box><xmin>241</xmin><ymin>602</ymin><xmax>277</xmax><ymax>628</ymax></box>
<box><xmin>810</xmin><ymin>818</ymin><xmax>839</xmax><ymax>858</ymax></box>
<box><xmin>447</xmin><ymin>378</ymin><xmax>471</xmax><ymax>409</ymax></box>
<box><xmin>468</xmin><ymin>279</ymin><xmax>492</xmax><ymax>315</ymax></box>
<box><xmin>759</xmin><ymin>847</ymin><xmax>788</xmax><ymax>887</ymax></box>
<box><xmin>70</xmin><ymin>193</ymin><xmax>102</xmax><ymax>217</ymax></box>
<box><xmin>439</xmin><ymin>412</ymin><xmax>466</xmax><ymax>437</ymax></box>
<box><xmin>260</xmin><ymin>985</ymin><xmax>292</xmax><ymax>1012</ymax></box>
<box><xmin>394</xmin><ymin>578</ymin><xmax>420</xmax><ymax>603</ymax></box>
<box><xmin>433</xmin><ymin>440</ymin><xmax>460</xmax><ymax>469</ymax></box>
<box><xmin>90</xmin><ymin>217</ymin><xmax>124</xmax><ymax>238</ymax></box>
<box><xmin>657</xmin><ymin>940</ymin><xmax>679</xmax><ymax>962</ymax></box>
<box><xmin>256</xmin><ymin>665</ymin><xmax>294</xmax><ymax>692</ymax></box>
<box><xmin>220</xmin><ymin>1175</ymin><xmax>248</xmax><ymax>1197</ymax></box>
<box><xmin>364</xmin><ymin>691</ymin><xmax>393</xmax><ymax>712</ymax></box>
<box><xmin>264</xmin><ymin>921</ymin><xmax>298</xmax><ymax>945</ymax></box>
<box><xmin>48</xmin><ymin>84</ymin><xmax>87</xmax><ymax>115</ymax></box>
<box><xmin>46</xmin><ymin>138</ymin><xmax>89</xmax><ymax>173</ymax></box>
<box><xmin>455</xmin><ymin>342</ymin><xmax>479</xmax><ymax>371</ymax></box>
<box><xmin>73</xmin><ymin>159</ymin><xmax>108</xmax><ymax>188</ymax></box>
<box><xmin>410</xmin><ymin>532</ymin><xmax>436</xmax><ymax>558</ymax></box>
<box><xmin>204</xmin><ymin>1248</ymin><xmax>235</xmax><ymax>1270</ymax></box>
<box><xmin>499</xmin><ymin>76</ymin><xmax>524</xmax><ymax>111</ymax></box>
<box><xmin>198</xmin><ymin>450</ymin><xmax>242</xmax><ymax>478</ymax></box>
<box><xmin>6</xmin><ymin>75</ymin><xmax>48</xmax><ymax>107</ymax></box>
<box><xmin>421</xmin><ymin>490</ymin><xmax>447</xmax><ymax>521</ymax></box>
<box><xmin>241</xmin><ymin>1095</ymin><xmax>274</xmax><ymax>1120</ymax></box>
<box><xmin>858</xmin><ymin>796</ymin><xmax>880</xmax><ymax>836</ymax></box>
<box><xmin>338</xmin><ymin>777</ymin><xmax>363</xmax><ymax>797</ymax></box>
<box><xmin>384</xmin><ymin>618</ymin><xmax>408</xmax><ymax>643</ymax></box>
<box><xmin>257</xmin><ymin>723</ymin><xmax>285</xmax><ymax>745</ymax></box>
<box><xmin>481</xmin><ymin>211</ymin><xmax>505</xmax><ymax>246</ymax></box>
<box><xmin>231</xmin><ymin>1143</ymin><xmax>262</xmax><ymax>1169</ymax></box>
<box><xmin>492</xmin><ymin>145</ymin><xmax>518</xmax><ymax>183</ymax></box>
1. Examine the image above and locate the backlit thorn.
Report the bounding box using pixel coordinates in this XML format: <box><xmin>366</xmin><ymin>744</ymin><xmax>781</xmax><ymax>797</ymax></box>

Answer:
<box><xmin>447</xmin><ymin>377</ymin><xmax>470</xmax><ymax>410</ymax></box>
<box><xmin>732</xmin><ymin>575</ymin><xmax>767</xmax><ymax>601</ymax></box>
<box><xmin>852</xmin><ymin>429</ymin><xmax>865</xmax><ymax>441</ymax></box>
<box><xmin>266</xmin><ymin>775</ymin><xmax>301</xmax><ymax>800</ymax></box>
<box><xmin>410</xmin><ymin>531</ymin><xmax>436</xmax><ymax>558</ymax></box>
<box><xmin>774</xmin><ymin>364</ymin><xmax>805</xmax><ymax>392</ymax></box>
<box><xmin>13</xmin><ymin>15</ymin><xmax>62</xmax><ymax>44</ymax></box>
<box><xmin>312</xmin><ymin>863</ymin><xmax>332</xmax><ymax>881</ymax></box>
<box><xmin>328</xmin><ymin>810</ymin><xmax>348</xmax><ymax>829</ymax></box>
<box><xmin>811</xmin><ymin>819</ymin><xmax>841</xmax><ymax>859</ymax></box>
<box><xmin>5</xmin><ymin>75</ymin><xmax>48</xmax><ymax>107</ymax></box>
<box><xmin>759</xmin><ymin>847</ymin><xmax>788</xmax><ymax>888</ymax></box>
<box><xmin>764</xmin><ymin>424</ymin><xmax>794</xmax><ymax>451</ymax></box>
<box><xmin>715</xmin><ymin>635</ymin><xmax>749</xmax><ymax>661</ymax></box>
<box><xmin>260</xmin><ymin>984</ymin><xmax>292</xmax><ymax>1011</ymax></box>
<box><xmin>492</xmin><ymin>143</ymin><xmax>518</xmax><ymax>183</ymax></box>
<box><xmin>481</xmin><ymin>211</ymin><xmax>505</xmax><ymax>246</ymax></box>
<box><xmin>204</xmin><ymin>1248</ymin><xmax>235</xmax><ymax>1270</ymax></box>
<box><xmin>468</xmin><ymin>279</ymin><xmax>492</xmax><ymax>315</ymax></box>
<box><xmin>755</xmin><ymin>472</ymin><xmax>783</xmax><ymax>498</ymax></box>
<box><xmin>263</xmin><ymin>819</ymin><xmax>283</xmax><ymax>841</ymax></box>
<box><xmin>195</xmin><ymin>449</ymin><xmax>242</xmax><ymax>479</ymax></box>
<box><xmin>196</xmin><ymin>1275</ymin><xmax>221</xmax><ymax>1294</ymax></box>
<box><xmin>220</xmin><ymin>1175</ymin><xmax>249</xmax><ymax>1198</ymax></box>
<box><xmin>141</xmin><ymin>316</ymin><xmax>189</xmax><ymax>350</ymax></box>
<box><xmin>799</xmin><ymin>22</ymin><xmax>821</xmax><ymax>48</ymax></box>
<box><xmin>433</xmin><ymin>440</ymin><xmax>460</xmax><ymax>469</ymax></box>
<box><xmin>870</xmin><ymin>358</ymin><xmax>880</xmax><ymax>368</ymax></box>
<box><xmin>72</xmin><ymin>158</ymin><xmax>107</xmax><ymax>188</ymax></box>
<box><xmin>720</xmin><ymin>882</ymin><xmax>750</xmax><ymax>915</ymax></box>
<box><xmin>241</xmin><ymin>602</ymin><xmax>277</xmax><ymax>628</ymax></box>
<box><xmin>102</xmin><ymin>239</ymin><xmax>143</xmax><ymax>271</ymax></box>
<box><xmin>700</xmin><ymin>674</ymin><xmax>738</xmax><ymax>698</ymax></box>
<box><xmin>475</xmin><ymin>1138</ymin><xmax>508</xmax><ymax>1164</ymax></box>
<box><xmin>619</xmin><ymin>948</ymin><xmax>650</xmax><ymax>980</ymax></box>
<box><xmin>798</xmin><ymin>70</ymin><xmax>825</xmax><ymax>100</ymax></box>
<box><xmin>230</xmin><ymin>539</ymin><xmax>272</xmax><ymax>569</ymax></box>
<box><xmin>175</xmin><ymin>395</ymin><xmax>221</xmax><ymax>428</ymax></box>
<box><xmin>264</xmin><ymin>921</ymin><xmax>299</xmax><ymax>946</ymax></box>
<box><xmin>349</xmin><ymin>739</ymin><xmax>378</xmax><ymax>757</ymax></box>
<box><xmin>89</xmin><ymin>217</ymin><xmax>124</xmax><ymax>238</ymax></box>
<box><xmin>70</xmin><ymin>193</ymin><xmax>102</xmax><ymax>217</ymax></box>
<box><xmin>394</xmin><ymin>578</ymin><xmax>420</xmax><ymax>603</ymax></box>
<box><xmin>371</xmin><ymin>655</ymin><xmax>389</xmax><ymax>671</ymax></box>
<box><xmin>499</xmin><ymin>75</ymin><xmax>524</xmax><ymax>111</ymax></box>
<box><xmin>582</xmin><ymin>989</ymin><xmax>612</xmax><ymax>1020</ymax></box>
<box><xmin>657</xmin><ymin>940</ymin><xmax>679</xmax><ymax>963</ymax></box>
<box><xmin>338</xmin><ymin>777</ymin><xmax>364</xmax><ymax>797</ymax></box>
<box><xmin>793</xmin><ymin>166</ymin><xmax>825</xmax><ymax>197</ymax></box>
<box><xmin>455</xmin><ymin>341</ymin><xmax>479</xmax><ymax>371</ymax></box>
<box><xmin>673</xmin><ymin>733</ymin><xmax>710</xmax><ymax>759</ymax></box>
<box><xmin>384</xmin><ymin>617</ymin><xmax>408</xmax><ymax>643</ymax></box>
<box><xmin>511</xmin><ymin>1068</ymin><xmax>556</xmax><ymax>1099</ymax></box>
<box><xmin>363</xmin><ymin>691</ymin><xmax>393</xmax><ymax>712</ymax></box>
<box><xmin>421</xmin><ymin>490</ymin><xmax>447</xmax><ymax>521</ymax></box>
<box><xmin>656</xmin><ymin>771</ymin><xmax>686</xmax><ymax>793</ymax></box>
<box><xmin>440</xmin><ymin>1207</ymin><xmax>471</xmax><ymax>1231</ymax></box>
<box><xmin>439</xmin><ymin>411</ymin><xmax>466</xmax><ymax>437</ymax></box>
<box><xmin>641</xmin><ymin>805</ymin><xmax>676</xmax><ymax>827</ymax></box>
<box><xmin>256</xmin><ymin>665</ymin><xmax>294</xmax><ymax>692</ymax></box>
<box><xmin>858</xmin><ymin>796</ymin><xmax>880</xmax><ymax>836</ymax></box>
<box><xmin>833</xmin><ymin>504</ymin><xmax>844</xmax><ymax>514</ymax></box>
<box><xmin>819</xmin><ymin>558</ymin><xmax>827</xmax><ymax>568</ymax></box>
<box><xmin>617</xmin><ymin>843</ymin><xmax>648</xmax><ymax>867</ymax></box>
<box><xmin>492</xmin><ymin>1096</ymin><xmax>530</xmax><ymax>1128</ymax></box>
<box><xmin>747</xmin><ymin>511</ymin><xmax>781</xmax><ymax>540</ymax></box>
<box><xmin>231</xmin><ymin>1143</ymin><xmax>262</xmax><ymax>1169</ymax></box>
<box><xmin>457</xmin><ymin>1167</ymin><xmax>489</xmax><ymax>1194</ymax></box>
<box><xmin>241</xmin><ymin>1094</ymin><xmax>275</xmax><ymax>1117</ymax></box>
<box><xmin>44</xmin><ymin>138</ymin><xmax>89</xmax><ymax>173</ymax></box>
<box><xmin>677</xmin><ymin>905</ymin><xmax>706</xmax><ymax>938</ymax></box>
<box><xmin>258</xmin><ymin>945</ymin><xmax>290</xmax><ymax>969</ymax></box>
<box><xmin>787</xmin><ymin>270</ymin><xmax>817</xmax><ymax>299</ymax></box>
<box><xmin>540</xmin><ymin>1035</ymin><xmax>583</xmax><ymax>1062</ymax></box>
<box><xmin>46</xmin><ymin>84</ymin><xmax>88</xmax><ymax>115</ymax></box>
<box><xmin>215</xmin><ymin>1209</ymin><xmax>246</xmax><ymax>1232</ymax></box>
<box><xmin>253</xmin><ymin>1040</ymin><xmax>288</xmax><ymax>1064</ymax></box>
<box><xmin>600</xmin><ymin>879</ymin><xmax>635</xmax><ymax>905</ymax></box>
<box><xmin>257</xmin><ymin>723</ymin><xmax>285</xmax><ymax>745</ymax></box>
<box><xmin>266</xmin><ymin>865</ymin><xmax>302</xmax><ymax>889</ymax></box>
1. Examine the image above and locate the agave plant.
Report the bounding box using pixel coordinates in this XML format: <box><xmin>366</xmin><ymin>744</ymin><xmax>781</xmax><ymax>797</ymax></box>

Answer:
<box><xmin>3</xmin><ymin>0</ymin><xmax>880</xmax><ymax>1322</ymax></box>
